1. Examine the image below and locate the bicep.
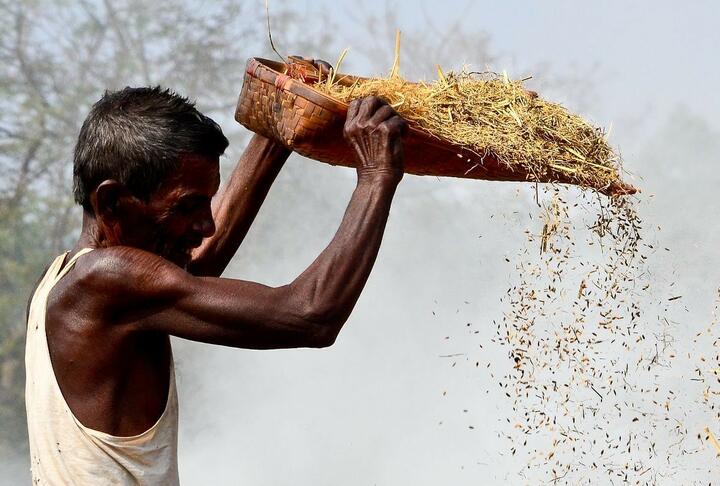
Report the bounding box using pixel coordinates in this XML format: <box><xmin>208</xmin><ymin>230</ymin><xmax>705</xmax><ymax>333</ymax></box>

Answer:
<box><xmin>96</xmin><ymin>247</ymin><xmax>330</xmax><ymax>349</ymax></box>
<box><xmin>132</xmin><ymin>272</ymin><xmax>327</xmax><ymax>349</ymax></box>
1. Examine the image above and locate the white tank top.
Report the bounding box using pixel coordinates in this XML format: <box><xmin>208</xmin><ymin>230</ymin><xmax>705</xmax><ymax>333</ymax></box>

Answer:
<box><xmin>25</xmin><ymin>249</ymin><xmax>180</xmax><ymax>485</ymax></box>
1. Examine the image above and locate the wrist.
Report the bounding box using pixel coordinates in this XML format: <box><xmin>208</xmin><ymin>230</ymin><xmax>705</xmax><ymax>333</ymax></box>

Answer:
<box><xmin>251</xmin><ymin>134</ymin><xmax>291</xmax><ymax>160</ymax></box>
<box><xmin>357</xmin><ymin>169</ymin><xmax>402</xmax><ymax>188</ymax></box>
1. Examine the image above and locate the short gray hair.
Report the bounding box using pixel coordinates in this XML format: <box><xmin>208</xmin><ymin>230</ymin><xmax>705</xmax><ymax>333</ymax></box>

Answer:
<box><xmin>73</xmin><ymin>86</ymin><xmax>229</xmax><ymax>213</ymax></box>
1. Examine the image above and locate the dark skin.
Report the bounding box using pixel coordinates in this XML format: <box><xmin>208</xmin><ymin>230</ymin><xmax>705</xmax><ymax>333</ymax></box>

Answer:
<box><xmin>37</xmin><ymin>95</ymin><xmax>407</xmax><ymax>436</ymax></box>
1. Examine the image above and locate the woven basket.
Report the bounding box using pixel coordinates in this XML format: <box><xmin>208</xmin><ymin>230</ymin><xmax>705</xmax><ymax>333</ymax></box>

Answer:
<box><xmin>235</xmin><ymin>57</ymin><xmax>634</xmax><ymax>195</ymax></box>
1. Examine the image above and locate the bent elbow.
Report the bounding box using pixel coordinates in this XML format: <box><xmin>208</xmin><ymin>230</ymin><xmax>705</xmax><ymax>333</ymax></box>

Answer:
<box><xmin>308</xmin><ymin>326</ymin><xmax>339</xmax><ymax>348</ymax></box>
<box><xmin>303</xmin><ymin>310</ymin><xmax>347</xmax><ymax>348</ymax></box>
<box><xmin>286</xmin><ymin>285</ymin><xmax>348</xmax><ymax>348</ymax></box>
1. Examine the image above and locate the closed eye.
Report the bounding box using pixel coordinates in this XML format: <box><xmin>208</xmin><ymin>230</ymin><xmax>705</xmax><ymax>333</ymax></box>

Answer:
<box><xmin>176</xmin><ymin>195</ymin><xmax>211</xmax><ymax>214</ymax></box>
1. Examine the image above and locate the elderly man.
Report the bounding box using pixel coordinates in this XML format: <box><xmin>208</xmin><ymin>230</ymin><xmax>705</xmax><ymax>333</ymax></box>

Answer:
<box><xmin>24</xmin><ymin>73</ymin><xmax>406</xmax><ymax>483</ymax></box>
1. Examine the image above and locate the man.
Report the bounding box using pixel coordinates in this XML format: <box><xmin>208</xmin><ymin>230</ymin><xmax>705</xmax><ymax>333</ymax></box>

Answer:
<box><xmin>25</xmin><ymin>75</ymin><xmax>407</xmax><ymax>483</ymax></box>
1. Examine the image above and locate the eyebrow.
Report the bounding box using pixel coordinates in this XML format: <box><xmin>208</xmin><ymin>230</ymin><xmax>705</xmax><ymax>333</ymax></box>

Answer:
<box><xmin>176</xmin><ymin>193</ymin><xmax>211</xmax><ymax>205</ymax></box>
<box><xmin>184</xmin><ymin>193</ymin><xmax>211</xmax><ymax>200</ymax></box>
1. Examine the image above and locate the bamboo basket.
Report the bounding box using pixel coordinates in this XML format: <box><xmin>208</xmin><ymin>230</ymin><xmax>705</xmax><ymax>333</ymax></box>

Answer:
<box><xmin>235</xmin><ymin>57</ymin><xmax>635</xmax><ymax>196</ymax></box>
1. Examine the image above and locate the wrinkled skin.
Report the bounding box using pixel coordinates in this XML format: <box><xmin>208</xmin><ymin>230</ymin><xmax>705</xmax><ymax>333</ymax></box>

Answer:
<box><xmin>32</xmin><ymin>92</ymin><xmax>407</xmax><ymax>437</ymax></box>
<box><xmin>88</xmin><ymin>153</ymin><xmax>220</xmax><ymax>269</ymax></box>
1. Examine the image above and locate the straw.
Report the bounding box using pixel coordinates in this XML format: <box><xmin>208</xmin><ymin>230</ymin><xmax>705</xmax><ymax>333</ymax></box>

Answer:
<box><xmin>317</xmin><ymin>71</ymin><xmax>622</xmax><ymax>192</ymax></box>
<box><xmin>312</xmin><ymin>36</ymin><xmax>626</xmax><ymax>192</ymax></box>
<box><xmin>706</xmin><ymin>427</ymin><xmax>720</xmax><ymax>457</ymax></box>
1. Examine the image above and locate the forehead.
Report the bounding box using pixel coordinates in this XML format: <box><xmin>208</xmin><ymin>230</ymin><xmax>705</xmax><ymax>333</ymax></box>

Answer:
<box><xmin>157</xmin><ymin>153</ymin><xmax>220</xmax><ymax>197</ymax></box>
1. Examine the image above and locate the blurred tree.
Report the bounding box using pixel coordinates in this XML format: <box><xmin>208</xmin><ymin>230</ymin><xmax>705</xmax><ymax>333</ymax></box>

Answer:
<box><xmin>0</xmin><ymin>0</ymin><xmax>335</xmax><ymax>459</ymax></box>
<box><xmin>342</xmin><ymin>1</ymin><xmax>495</xmax><ymax>79</ymax></box>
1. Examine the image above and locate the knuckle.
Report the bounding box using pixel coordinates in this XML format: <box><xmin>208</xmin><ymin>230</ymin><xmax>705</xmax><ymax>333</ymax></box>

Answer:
<box><xmin>365</xmin><ymin>95</ymin><xmax>381</xmax><ymax>107</ymax></box>
<box><xmin>356</xmin><ymin>121</ymin><xmax>370</xmax><ymax>132</ymax></box>
<box><xmin>343</xmin><ymin>123</ymin><xmax>357</xmax><ymax>137</ymax></box>
<box><xmin>386</xmin><ymin>120</ymin><xmax>401</xmax><ymax>133</ymax></box>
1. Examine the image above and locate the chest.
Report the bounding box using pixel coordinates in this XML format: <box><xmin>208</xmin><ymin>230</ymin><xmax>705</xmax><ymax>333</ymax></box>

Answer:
<box><xmin>45</xmin><ymin>287</ymin><xmax>173</xmax><ymax>436</ymax></box>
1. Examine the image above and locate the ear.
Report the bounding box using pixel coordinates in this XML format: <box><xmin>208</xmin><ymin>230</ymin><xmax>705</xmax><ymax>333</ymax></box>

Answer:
<box><xmin>90</xmin><ymin>180</ymin><xmax>143</xmax><ymax>246</ymax></box>
<box><xmin>90</xmin><ymin>180</ymin><xmax>130</xmax><ymax>221</ymax></box>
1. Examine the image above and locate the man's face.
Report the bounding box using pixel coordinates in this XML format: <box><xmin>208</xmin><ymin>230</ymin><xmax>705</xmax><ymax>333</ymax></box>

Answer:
<box><xmin>123</xmin><ymin>153</ymin><xmax>220</xmax><ymax>267</ymax></box>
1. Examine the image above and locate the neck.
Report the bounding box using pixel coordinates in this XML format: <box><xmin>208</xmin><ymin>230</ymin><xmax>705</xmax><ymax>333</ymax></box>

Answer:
<box><xmin>72</xmin><ymin>211</ymin><xmax>104</xmax><ymax>255</ymax></box>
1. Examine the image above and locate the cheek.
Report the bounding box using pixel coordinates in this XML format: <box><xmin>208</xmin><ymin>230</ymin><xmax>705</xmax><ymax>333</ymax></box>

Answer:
<box><xmin>157</xmin><ymin>215</ymin><xmax>190</xmax><ymax>238</ymax></box>
<box><xmin>123</xmin><ymin>206</ymin><xmax>163</xmax><ymax>242</ymax></box>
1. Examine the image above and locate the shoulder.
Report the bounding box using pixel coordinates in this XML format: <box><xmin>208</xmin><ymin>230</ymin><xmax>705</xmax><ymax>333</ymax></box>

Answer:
<box><xmin>71</xmin><ymin>246</ymin><xmax>191</xmax><ymax>304</ymax></box>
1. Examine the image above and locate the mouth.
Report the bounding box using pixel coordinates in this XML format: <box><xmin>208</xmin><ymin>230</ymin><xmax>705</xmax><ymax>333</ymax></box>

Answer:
<box><xmin>174</xmin><ymin>237</ymin><xmax>204</xmax><ymax>263</ymax></box>
<box><xmin>185</xmin><ymin>236</ymin><xmax>204</xmax><ymax>249</ymax></box>
<box><xmin>154</xmin><ymin>234</ymin><xmax>205</xmax><ymax>267</ymax></box>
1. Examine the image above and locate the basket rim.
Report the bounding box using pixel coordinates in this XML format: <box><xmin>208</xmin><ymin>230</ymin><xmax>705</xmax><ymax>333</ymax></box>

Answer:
<box><xmin>247</xmin><ymin>57</ymin><xmax>358</xmax><ymax>114</ymax></box>
<box><xmin>245</xmin><ymin>57</ymin><xmax>455</xmax><ymax>149</ymax></box>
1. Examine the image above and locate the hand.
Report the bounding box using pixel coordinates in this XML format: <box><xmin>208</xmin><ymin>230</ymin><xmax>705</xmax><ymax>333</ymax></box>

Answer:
<box><xmin>343</xmin><ymin>96</ymin><xmax>407</xmax><ymax>185</ymax></box>
<box><xmin>310</xmin><ymin>58</ymin><xmax>332</xmax><ymax>75</ymax></box>
<box><xmin>288</xmin><ymin>55</ymin><xmax>332</xmax><ymax>77</ymax></box>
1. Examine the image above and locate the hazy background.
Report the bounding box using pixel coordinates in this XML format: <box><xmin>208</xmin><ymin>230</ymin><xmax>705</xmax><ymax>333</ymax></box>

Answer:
<box><xmin>1</xmin><ymin>0</ymin><xmax>719</xmax><ymax>484</ymax></box>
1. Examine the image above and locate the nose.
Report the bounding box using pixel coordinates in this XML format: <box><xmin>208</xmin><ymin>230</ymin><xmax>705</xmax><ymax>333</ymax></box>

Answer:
<box><xmin>194</xmin><ymin>211</ymin><xmax>216</xmax><ymax>239</ymax></box>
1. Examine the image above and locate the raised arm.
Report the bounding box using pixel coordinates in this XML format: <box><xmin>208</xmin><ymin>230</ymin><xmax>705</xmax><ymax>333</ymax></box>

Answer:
<box><xmin>186</xmin><ymin>134</ymin><xmax>290</xmax><ymax>277</ymax></box>
<box><xmin>101</xmin><ymin>97</ymin><xmax>406</xmax><ymax>349</ymax></box>
<box><xmin>188</xmin><ymin>58</ymin><xmax>333</xmax><ymax>278</ymax></box>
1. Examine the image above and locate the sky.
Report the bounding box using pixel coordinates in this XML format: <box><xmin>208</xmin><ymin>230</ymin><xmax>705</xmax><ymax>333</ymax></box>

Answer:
<box><xmin>315</xmin><ymin>0</ymin><xmax>720</xmax><ymax>142</ymax></box>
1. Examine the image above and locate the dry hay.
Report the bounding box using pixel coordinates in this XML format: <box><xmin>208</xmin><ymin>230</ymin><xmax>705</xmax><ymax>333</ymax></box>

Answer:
<box><xmin>315</xmin><ymin>63</ymin><xmax>624</xmax><ymax>193</ymax></box>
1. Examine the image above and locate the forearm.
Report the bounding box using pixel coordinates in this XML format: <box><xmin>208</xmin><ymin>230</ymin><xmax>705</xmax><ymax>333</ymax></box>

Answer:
<box><xmin>166</xmin><ymin>178</ymin><xmax>396</xmax><ymax>349</ymax></box>
<box><xmin>290</xmin><ymin>176</ymin><xmax>398</xmax><ymax>334</ymax></box>
<box><xmin>188</xmin><ymin>134</ymin><xmax>291</xmax><ymax>277</ymax></box>
<box><xmin>126</xmin><ymin>177</ymin><xmax>396</xmax><ymax>350</ymax></box>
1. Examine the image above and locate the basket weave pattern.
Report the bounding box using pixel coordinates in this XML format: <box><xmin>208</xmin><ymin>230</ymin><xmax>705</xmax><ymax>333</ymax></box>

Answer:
<box><xmin>236</xmin><ymin>60</ymin><xmax>353</xmax><ymax>166</ymax></box>
<box><xmin>237</xmin><ymin>75</ymin><xmax>327</xmax><ymax>148</ymax></box>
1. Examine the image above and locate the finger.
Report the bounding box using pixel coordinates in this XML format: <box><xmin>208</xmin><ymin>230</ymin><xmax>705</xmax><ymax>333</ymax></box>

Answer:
<box><xmin>289</xmin><ymin>55</ymin><xmax>312</xmax><ymax>66</ymax></box>
<box><xmin>391</xmin><ymin>138</ymin><xmax>405</xmax><ymax>171</ymax></box>
<box><xmin>356</xmin><ymin>96</ymin><xmax>382</xmax><ymax>122</ymax></box>
<box><xmin>392</xmin><ymin>139</ymin><xmax>405</xmax><ymax>164</ymax></box>
<box><xmin>346</xmin><ymin>99</ymin><xmax>361</xmax><ymax>123</ymax></box>
<box><xmin>289</xmin><ymin>55</ymin><xmax>313</xmax><ymax>63</ymax></box>
<box><xmin>314</xmin><ymin>59</ymin><xmax>333</xmax><ymax>75</ymax></box>
<box><xmin>398</xmin><ymin>116</ymin><xmax>409</xmax><ymax>137</ymax></box>
<box><xmin>381</xmin><ymin>115</ymin><xmax>408</xmax><ymax>137</ymax></box>
<box><xmin>367</xmin><ymin>105</ymin><xmax>396</xmax><ymax>127</ymax></box>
